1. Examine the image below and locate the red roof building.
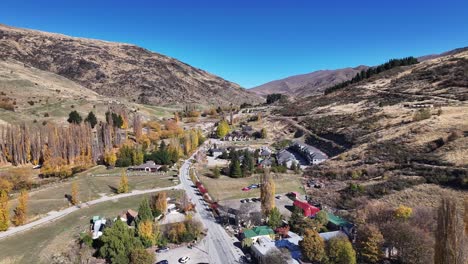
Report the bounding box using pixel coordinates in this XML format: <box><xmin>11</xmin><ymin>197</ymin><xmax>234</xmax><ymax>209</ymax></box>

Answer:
<box><xmin>293</xmin><ymin>200</ymin><xmax>320</xmax><ymax>217</ymax></box>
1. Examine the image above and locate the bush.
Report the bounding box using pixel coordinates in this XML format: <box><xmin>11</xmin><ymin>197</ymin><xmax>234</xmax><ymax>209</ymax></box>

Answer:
<box><xmin>294</xmin><ymin>129</ymin><xmax>305</xmax><ymax>138</ymax></box>
<box><xmin>447</xmin><ymin>130</ymin><xmax>463</xmax><ymax>142</ymax></box>
<box><xmin>412</xmin><ymin>109</ymin><xmax>431</xmax><ymax>122</ymax></box>
<box><xmin>80</xmin><ymin>233</ymin><xmax>93</xmax><ymax>247</ymax></box>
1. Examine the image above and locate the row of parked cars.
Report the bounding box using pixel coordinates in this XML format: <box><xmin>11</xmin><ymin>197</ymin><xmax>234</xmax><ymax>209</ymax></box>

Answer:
<box><xmin>240</xmin><ymin>195</ymin><xmax>282</xmax><ymax>203</ymax></box>
<box><xmin>241</xmin><ymin>183</ymin><xmax>261</xmax><ymax>191</ymax></box>
<box><xmin>155</xmin><ymin>247</ymin><xmax>190</xmax><ymax>263</ymax></box>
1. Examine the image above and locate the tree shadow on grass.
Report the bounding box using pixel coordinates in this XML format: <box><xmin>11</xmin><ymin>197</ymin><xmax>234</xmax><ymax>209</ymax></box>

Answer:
<box><xmin>108</xmin><ymin>185</ymin><xmax>119</xmax><ymax>194</ymax></box>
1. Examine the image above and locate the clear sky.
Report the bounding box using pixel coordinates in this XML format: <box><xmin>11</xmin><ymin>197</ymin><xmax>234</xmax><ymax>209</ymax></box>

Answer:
<box><xmin>1</xmin><ymin>0</ymin><xmax>467</xmax><ymax>88</ymax></box>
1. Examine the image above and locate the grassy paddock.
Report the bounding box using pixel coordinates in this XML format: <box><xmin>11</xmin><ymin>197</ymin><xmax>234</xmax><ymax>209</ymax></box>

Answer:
<box><xmin>7</xmin><ymin>166</ymin><xmax>178</xmax><ymax>222</ymax></box>
<box><xmin>0</xmin><ymin>190</ymin><xmax>183</xmax><ymax>264</ymax></box>
<box><xmin>198</xmin><ymin>167</ymin><xmax>304</xmax><ymax>201</ymax></box>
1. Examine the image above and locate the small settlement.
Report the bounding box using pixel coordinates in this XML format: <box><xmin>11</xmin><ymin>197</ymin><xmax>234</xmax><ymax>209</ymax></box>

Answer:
<box><xmin>235</xmin><ymin>192</ymin><xmax>355</xmax><ymax>264</ymax></box>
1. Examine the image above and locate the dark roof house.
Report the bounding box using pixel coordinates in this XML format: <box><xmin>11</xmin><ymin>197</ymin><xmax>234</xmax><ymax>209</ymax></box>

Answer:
<box><xmin>128</xmin><ymin>161</ymin><xmax>161</xmax><ymax>172</ymax></box>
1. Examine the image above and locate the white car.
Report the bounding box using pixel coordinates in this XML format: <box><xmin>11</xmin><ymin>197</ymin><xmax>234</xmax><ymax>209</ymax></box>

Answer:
<box><xmin>179</xmin><ymin>256</ymin><xmax>190</xmax><ymax>263</ymax></box>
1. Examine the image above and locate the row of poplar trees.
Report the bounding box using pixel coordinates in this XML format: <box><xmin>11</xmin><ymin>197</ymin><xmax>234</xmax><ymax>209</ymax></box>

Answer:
<box><xmin>0</xmin><ymin>109</ymin><xmax>135</xmax><ymax>178</ymax></box>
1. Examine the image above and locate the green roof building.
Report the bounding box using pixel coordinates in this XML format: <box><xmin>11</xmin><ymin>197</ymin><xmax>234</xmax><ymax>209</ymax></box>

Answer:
<box><xmin>243</xmin><ymin>226</ymin><xmax>275</xmax><ymax>241</ymax></box>
<box><xmin>326</xmin><ymin>212</ymin><xmax>351</xmax><ymax>227</ymax></box>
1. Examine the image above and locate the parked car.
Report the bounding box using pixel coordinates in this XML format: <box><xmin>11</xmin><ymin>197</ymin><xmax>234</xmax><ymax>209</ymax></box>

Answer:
<box><xmin>248</xmin><ymin>184</ymin><xmax>259</xmax><ymax>189</ymax></box>
<box><xmin>179</xmin><ymin>256</ymin><xmax>190</xmax><ymax>263</ymax></box>
<box><xmin>242</xmin><ymin>187</ymin><xmax>250</xmax><ymax>191</ymax></box>
<box><xmin>245</xmin><ymin>198</ymin><xmax>251</xmax><ymax>203</ymax></box>
<box><xmin>275</xmin><ymin>195</ymin><xmax>281</xmax><ymax>199</ymax></box>
<box><xmin>156</xmin><ymin>247</ymin><xmax>169</xmax><ymax>253</ymax></box>
<box><xmin>156</xmin><ymin>261</ymin><xmax>169</xmax><ymax>264</ymax></box>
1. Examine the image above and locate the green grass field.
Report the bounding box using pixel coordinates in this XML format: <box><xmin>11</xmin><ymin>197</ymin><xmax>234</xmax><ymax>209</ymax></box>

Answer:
<box><xmin>7</xmin><ymin>166</ymin><xmax>178</xmax><ymax>222</ymax></box>
<box><xmin>198</xmin><ymin>167</ymin><xmax>304</xmax><ymax>201</ymax></box>
<box><xmin>0</xmin><ymin>190</ymin><xmax>183</xmax><ymax>264</ymax></box>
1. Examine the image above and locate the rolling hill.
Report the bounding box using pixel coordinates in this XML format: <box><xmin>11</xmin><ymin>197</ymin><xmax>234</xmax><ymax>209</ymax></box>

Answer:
<box><xmin>275</xmin><ymin>49</ymin><xmax>468</xmax><ymax>197</ymax></box>
<box><xmin>250</xmin><ymin>65</ymin><xmax>368</xmax><ymax>97</ymax></box>
<box><xmin>0</xmin><ymin>24</ymin><xmax>262</xmax><ymax>106</ymax></box>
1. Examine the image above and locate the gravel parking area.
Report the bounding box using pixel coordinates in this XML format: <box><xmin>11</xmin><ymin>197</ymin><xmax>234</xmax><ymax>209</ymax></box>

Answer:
<box><xmin>155</xmin><ymin>239</ymin><xmax>210</xmax><ymax>263</ymax></box>
<box><xmin>218</xmin><ymin>193</ymin><xmax>296</xmax><ymax>219</ymax></box>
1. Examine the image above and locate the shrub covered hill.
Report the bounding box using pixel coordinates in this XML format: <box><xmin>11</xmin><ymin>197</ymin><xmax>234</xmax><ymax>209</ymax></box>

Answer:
<box><xmin>0</xmin><ymin>24</ymin><xmax>262</xmax><ymax>106</ymax></box>
<box><xmin>277</xmin><ymin>48</ymin><xmax>468</xmax><ymax>196</ymax></box>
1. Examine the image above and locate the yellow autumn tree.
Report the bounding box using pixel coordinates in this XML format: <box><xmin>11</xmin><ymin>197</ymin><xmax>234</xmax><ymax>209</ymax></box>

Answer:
<box><xmin>0</xmin><ymin>178</ymin><xmax>13</xmax><ymax>194</ymax></box>
<box><xmin>104</xmin><ymin>150</ymin><xmax>117</xmax><ymax>167</ymax></box>
<box><xmin>190</xmin><ymin>129</ymin><xmax>199</xmax><ymax>150</ymax></box>
<box><xmin>138</xmin><ymin>220</ymin><xmax>155</xmax><ymax>245</ymax></box>
<box><xmin>216</xmin><ymin>120</ymin><xmax>230</xmax><ymax>138</ymax></box>
<box><xmin>394</xmin><ymin>205</ymin><xmax>413</xmax><ymax>220</ymax></box>
<box><xmin>0</xmin><ymin>190</ymin><xmax>9</xmax><ymax>231</ymax></box>
<box><xmin>12</xmin><ymin>189</ymin><xmax>28</xmax><ymax>226</ymax></box>
<box><xmin>118</xmin><ymin>170</ymin><xmax>129</xmax><ymax>193</ymax></box>
<box><xmin>71</xmin><ymin>182</ymin><xmax>79</xmax><ymax>205</ymax></box>
<box><xmin>155</xmin><ymin>192</ymin><xmax>167</xmax><ymax>214</ymax></box>
<box><xmin>260</xmin><ymin>170</ymin><xmax>276</xmax><ymax>215</ymax></box>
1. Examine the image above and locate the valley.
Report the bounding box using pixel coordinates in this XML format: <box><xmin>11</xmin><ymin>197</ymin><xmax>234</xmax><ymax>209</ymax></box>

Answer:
<box><xmin>0</xmin><ymin>21</ymin><xmax>466</xmax><ymax>264</ymax></box>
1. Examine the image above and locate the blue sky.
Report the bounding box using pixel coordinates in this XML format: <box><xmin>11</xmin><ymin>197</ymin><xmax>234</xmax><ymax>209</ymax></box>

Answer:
<box><xmin>1</xmin><ymin>0</ymin><xmax>467</xmax><ymax>88</ymax></box>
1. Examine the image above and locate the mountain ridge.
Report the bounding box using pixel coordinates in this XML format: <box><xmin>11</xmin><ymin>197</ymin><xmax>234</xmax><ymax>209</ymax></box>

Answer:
<box><xmin>250</xmin><ymin>65</ymin><xmax>368</xmax><ymax>97</ymax></box>
<box><xmin>0</xmin><ymin>24</ymin><xmax>262</xmax><ymax>106</ymax></box>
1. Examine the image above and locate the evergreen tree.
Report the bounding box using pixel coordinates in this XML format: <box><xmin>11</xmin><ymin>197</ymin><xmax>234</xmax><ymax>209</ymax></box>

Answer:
<box><xmin>241</xmin><ymin>150</ymin><xmax>254</xmax><ymax>177</ymax></box>
<box><xmin>67</xmin><ymin>110</ymin><xmax>82</xmax><ymax>124</ymax></box>
<box><xmin>99</xmin><ymin>220</ymin><xmax>143</xmax><ymax>263</ymax></box>
<box><xmin>230</xmin><ymin>159</ymin><xmax>242</xmax><ymax>178</ymax></box>
<box><xmin>84</xmin><ymin>111</ymin><xmax>98</xmax><ymax>128</ymax></box>
<box><xmin>268</xmin><ymin>207</ymin><xmax>283</xmax><ymax>229</ymax></box>
<box><xmin>137</xmin><ymin>198</ymin><xmax>154</xmax><ymax>224</ymax></box>
<box><xmin>0</xmin><ymin>190</ymin><xmax>9</xmax><ymax>231</ymax></box>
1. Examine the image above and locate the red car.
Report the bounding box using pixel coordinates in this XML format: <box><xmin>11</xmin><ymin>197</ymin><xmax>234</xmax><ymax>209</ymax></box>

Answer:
<box><xmin>242</xmin><ymin>187</ymin><xmax>251</xmax><ymax>191</ymax></box>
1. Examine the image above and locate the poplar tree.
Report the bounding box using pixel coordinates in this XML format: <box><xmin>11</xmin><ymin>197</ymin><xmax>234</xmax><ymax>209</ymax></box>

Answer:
<box><xmin>118</xmin><ymin>170</ymin><xmax>129</xmax><ymax>194</ymax></box>
<box><xmin>12</xmin><ymin>189</ymin><xmax>28</xmax><ymax>226</ymax></box>
<box><xmin>434</xmin><ymin>197</ymin><xmax>467</xmax><ymax>264</ymax></box>
<box><xmin>260</xmin><ymin>170</ymin><xmax>275</xmax><ymax>215</ymax></box>
<box><xmin>216</xmin><ymin>120</ymin><xmax>230</xmax><ymax>138</ymax></box>
<box><xmin>133</xmin><ymin>114</ymin><xmax>142</xmax><ymax>140</ymax></box>
<box><xmin>0</xmin><ymin>190</ymin><xmax>9</xmax><ymax>231</ymax></box>
<box><xmin>71</xmin><ymin>181</ymin><xmax>79</xmax><ymax>205</ymax></box>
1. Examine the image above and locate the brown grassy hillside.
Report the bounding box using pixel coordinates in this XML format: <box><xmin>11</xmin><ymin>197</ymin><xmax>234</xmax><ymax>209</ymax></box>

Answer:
<box><xmin>251</xmin><ymin>66</ymin><xmax>368</xmax><ymax>97</ymax></box>
<box><xmin>277</xmin><ymin>50</ymin><xmax>468</xmax><ymax>195</ymax></box>
<box><xmin>0</xmin><ymin>24</ymin><xmax>262</xmax><ymax>106</ymax></box>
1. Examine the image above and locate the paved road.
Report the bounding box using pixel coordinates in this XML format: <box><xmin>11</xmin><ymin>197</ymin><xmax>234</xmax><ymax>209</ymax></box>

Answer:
<box><xmin>0</xmin><ymin>140</ymin><xmax>245</xmax><ymax>264</ymax></box>
<box><xmin>179</xmin><ymin>143</ymin><xmax>245</xmax><ymax>264</ymax></box>
<box><xmin>0</xmin><ymin>185</ymin><xmax>180</xmax><ymax>240</ymax></box>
